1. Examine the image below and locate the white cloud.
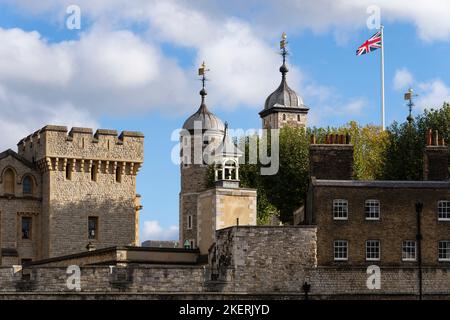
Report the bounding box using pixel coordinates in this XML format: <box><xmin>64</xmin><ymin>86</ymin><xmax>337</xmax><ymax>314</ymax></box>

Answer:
<box><xmin>0</xmin><ymin>26</ymin><xmax>197</xmax><ymax>150</ymax></box>
<box><xmin>141</xmin><ymin>220</ymin><xmax>179</xmax><ymax>241</ymax></box>
<box><xmin>1</xmin><ymin>0</ymin><xmax>448</xmax><ymax>150</ymax></box>
<box><xmin>393</xmin><ymin>68</ymin><xmax>414</xmax><ymax>91</ymax></box>
<box><xmin>417</xmin><ymin>79</ymin><xmax>450</xmax><ymax>110</ymax></box>
<box><xmin>342</xmin><ymin>99</ymin><xmax>366</xmax><ymax>115</ymax></box>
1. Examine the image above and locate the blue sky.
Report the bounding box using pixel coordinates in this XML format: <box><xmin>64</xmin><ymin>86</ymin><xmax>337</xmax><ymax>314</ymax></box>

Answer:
<box><xmin>0</xmin><ymin>0</ymin><xmax>449</xmax><ymax>242</ymax></box>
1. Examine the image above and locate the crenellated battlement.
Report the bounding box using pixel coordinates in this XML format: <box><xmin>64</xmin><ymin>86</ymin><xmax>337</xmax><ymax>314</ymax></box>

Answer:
<box><xmin>17</xmin><ymin>125</ymin><xmax>144</xmax><ymax>166</ymax></box>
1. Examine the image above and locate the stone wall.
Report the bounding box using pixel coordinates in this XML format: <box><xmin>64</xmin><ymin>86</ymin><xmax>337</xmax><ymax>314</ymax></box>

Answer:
<box><xmin>0</xmin><ymin>153</ymin><xmax>42</xmax><ymax>265</ymax></box>
<box><xmin>18</xmin><ymin>126</ymin><xmax>144</xmax><ymax>163</ymax></box>
<box><xmin>0</xmin><ymin>226</ymin><xmax>449</xmax><ymax>299</ymax></box>
<box><xmin>9</xmin><ymin>125</ymin><xmax>144</xmax><ymax>261</ymax></box>
<box><xmin>197</xmin><ymin>188</ymin><xmax>257</xmax><ymax>254</ymax></box>
<box><xmin>210</xmin><ymin>226</ymin><xmax>317</xmax><ymax>293</ymax></box>
<box><xmin>262</xmin><ymin>112</ymin><xmax>307</xmax><ymax>129</ymax></box>
<box><xmin>179</xmin><ymin>132</ymin><xmax>222</xmax><ymax>248</ymax></box>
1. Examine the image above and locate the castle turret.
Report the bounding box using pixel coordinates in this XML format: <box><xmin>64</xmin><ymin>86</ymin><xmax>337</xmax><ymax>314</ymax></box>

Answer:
<box><xmin>16</xmin><ymin>125</ymin><xmax>144</xmax><ymax>259</ymax></box>
<box><xmin>259</xmin><ymin>33</ymin><xmax>309</xmax><ymax>129</ymax></box>
<box><xmin>179</xmin><ymin>62</ymin><xmax>225</xmax><ymax>249</ymax></box>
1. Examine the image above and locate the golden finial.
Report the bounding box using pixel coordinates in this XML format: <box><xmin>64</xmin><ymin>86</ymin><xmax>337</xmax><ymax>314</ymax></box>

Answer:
<box><xmin>198</xmin><ymin>61</ymin><xmax>210</xmax><ymax>94</ymax></box>
<box><xmin>198</xmin><ymin>61</ymin><xmax>209</xmax><ymax>76</ymax></box>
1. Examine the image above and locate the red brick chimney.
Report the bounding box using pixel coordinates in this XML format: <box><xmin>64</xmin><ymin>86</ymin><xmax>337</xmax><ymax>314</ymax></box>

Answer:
<box><xmin>309</xmin><ymin>134</ymin><xmax>353</xmax><ymax>180</ymax></box>
<box><xmin>423</xmin><ymin>129</ymin><xmax>448</xmax><ymax>181</ymax></box>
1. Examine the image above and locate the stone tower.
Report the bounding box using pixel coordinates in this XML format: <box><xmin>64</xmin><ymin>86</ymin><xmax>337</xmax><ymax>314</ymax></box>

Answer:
<box><xmin>196</xmin><ymin>126</ymin><xmax>257</xmax><ymax>254</ymax></box>
<box><xmin>259</xmin><ymin>33</ymin><xmax>309</xmax><ymax>129</ymax></box>
<box><xmin>16</xmin><ymin>126</ymin><xmax>144</xmax><ymax>259</ymax></box>
<box><xmin>179</xmin><ymin>62</ymin><xmax>225</xmax><ymax>249</ymax></box>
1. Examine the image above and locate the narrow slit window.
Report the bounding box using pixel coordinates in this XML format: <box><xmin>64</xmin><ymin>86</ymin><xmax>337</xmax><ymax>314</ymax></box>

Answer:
<box><xmin>88</xmin><ymin>217</ymin><xmax>98</xmax><ymax>240</ymax></box>
<box><xmin>116</xmin><ymin>166</ymin><xmax>122</xmax><ymax>183</ymax></box>
<box><xmin>91</xmin><ymin>163</ymin><xmax>98</xmax><ymax>181</ymax></box>
<box><xmin>23</xmin><ymin>176</ymin><xmax>33</xmax><ymax>195</ymax></box>
<box><xmin>22</xmin><ymin>217</ymin><xmax>32</xmax><ymax>240</ymax></box>
<box><xmin>4</xmin><ymin>169</ymin><xmax>15</xmax><ymax>194</ymax></box>
<box><xmin>65</xmin><ymin>161</ymin><xmax>72</xmax><ymax>180</ymax></box>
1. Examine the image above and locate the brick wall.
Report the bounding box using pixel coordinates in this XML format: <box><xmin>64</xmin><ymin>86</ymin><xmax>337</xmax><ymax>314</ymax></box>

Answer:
<box><xmin>311</xmin><ymin>182</ymin><xmax>450</xmax><ymax>266</ymax></box>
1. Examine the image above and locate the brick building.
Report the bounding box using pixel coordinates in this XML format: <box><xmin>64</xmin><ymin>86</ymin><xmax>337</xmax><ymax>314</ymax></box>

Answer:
<box><xmin>305</xmin><ymin>132</ymin><xmax>450</xmax><ymax>268</ymax></box>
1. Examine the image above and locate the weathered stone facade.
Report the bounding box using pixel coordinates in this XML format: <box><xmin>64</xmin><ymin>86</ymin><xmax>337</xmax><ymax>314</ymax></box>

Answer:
<box><xmin>261</xmin><ymin>110</ymin><xmax>308</xmax><ymax>130</ymax></box>
<box><xmin>0</xmin><ymin>226</ymin><xmax>449</xmax><ymax>299</ymax></box>
<box><xmin>197</xmin><ymin>188</ymin><xmax>257</xmax><ymax>254</ymax></box>
<box><xmin>0</xmin><ymin>125</ymin><xmax>144</xmax><ymax>265</ymax></box>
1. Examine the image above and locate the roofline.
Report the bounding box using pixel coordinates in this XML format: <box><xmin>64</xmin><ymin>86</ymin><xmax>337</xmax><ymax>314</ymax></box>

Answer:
<box><xmin>312</xmin><ymin>179</ymin><xmax>450</xmax><ymax>189</ymax></box>
<box><xmin>259</xmin><ymin>106</ymin><xmax>310</xmax><ymax>117</ymax></box>
<box><xmin>0</xmin><ymin>149</ymin><xmax>36</xmax><ymax>169</ymax></box>
<box><xmin>28</xmin><ymin>246</ymin><xmax>200</xmax><ymax>266</ymax></box>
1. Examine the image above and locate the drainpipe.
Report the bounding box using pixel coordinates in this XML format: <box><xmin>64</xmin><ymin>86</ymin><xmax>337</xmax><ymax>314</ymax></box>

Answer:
<box><xmin>415</xmin><ymin>202</ymin><xmax>423</xmax><ymax>300</ymax></box>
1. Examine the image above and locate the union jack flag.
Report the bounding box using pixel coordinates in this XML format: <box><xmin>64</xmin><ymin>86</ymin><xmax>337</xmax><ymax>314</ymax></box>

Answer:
<box><xmin>356</xmin><ymin>31</ymin><xmax>382</xmax><ymax>56</ymax></box>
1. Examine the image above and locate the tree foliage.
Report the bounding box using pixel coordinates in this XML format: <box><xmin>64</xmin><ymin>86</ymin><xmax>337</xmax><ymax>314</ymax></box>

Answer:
<box><xmin>204</xmin><ymin>102</ymin><xmax>450</xmax><ymax>224</ymax></box>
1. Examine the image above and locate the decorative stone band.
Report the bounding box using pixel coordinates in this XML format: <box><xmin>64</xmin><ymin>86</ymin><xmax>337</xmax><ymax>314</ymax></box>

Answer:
<box><xmin>36</xmin><ymin>157</ymin><xmax>142</xmax><ymax>175</ymax></box>
<box><xmin>16</xmin><ymin>212</ymin><xmax>40</xmax><ymax>216</ymax></box>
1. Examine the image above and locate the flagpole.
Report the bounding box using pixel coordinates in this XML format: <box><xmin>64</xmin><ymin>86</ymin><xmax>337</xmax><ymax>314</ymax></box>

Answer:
<box><xmin>381</xmin><ymin>25</ymin><xmax>385</xmax><ymax>131</ymax></box>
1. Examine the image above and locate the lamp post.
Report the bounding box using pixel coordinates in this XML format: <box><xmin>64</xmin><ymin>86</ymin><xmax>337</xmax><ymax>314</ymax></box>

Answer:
<box><xmin>302</xmin><ymin>281</ymin><xmax>311</xmax><ymax>300</ymax></box>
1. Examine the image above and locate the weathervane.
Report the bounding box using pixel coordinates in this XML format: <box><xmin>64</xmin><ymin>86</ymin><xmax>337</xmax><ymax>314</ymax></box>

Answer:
<box><xmin>279</xmin><ymin>32</ymin><xmax>289</xmax><ymax>78</ymax></box>
<box><xmin>404</xmin><ymin>88</ymin><xmax>418</xmax><ymax>124</ymax></box>
<box><xmin>198</xmin><ymin>61</ymin><xmax>210</xmax><ymax>91</ymax></box>
<box><xmin>280</xmin><ymin>32</ymin><xmax>288</xmax><ymax>64</ymax></box>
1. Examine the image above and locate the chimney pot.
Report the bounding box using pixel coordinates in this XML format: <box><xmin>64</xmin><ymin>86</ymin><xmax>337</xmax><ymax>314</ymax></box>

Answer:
<box><xmin>434</xmin><ymin>130</ymin><xmax>439</xmax><ymax>146</ymax></box>
<box><xmin>426</xmin><ymin>129</ymin><xmax>432</xmax><ymax>146</ymax></box>
<box><xmin>346</xmin><ymin>134</ymin><xmax>351</xmax><ymax>144</ymax></box>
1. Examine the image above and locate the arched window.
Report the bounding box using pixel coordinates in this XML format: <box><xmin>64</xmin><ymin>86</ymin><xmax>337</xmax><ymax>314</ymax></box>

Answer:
<box><xmin>4</xmin><ymin>169</ymin><xmax>15</xmax><ymax>194</ymax></box>
<box><xmin>215</xmin><ymin>163</ymin><xmax>223</xmax><ymax>181</ymax></box>
<box><xmin>283</xmin><ymin>114</ymin><xmax>286</xmax><ymax>121</ymax></box>
<box><xmin>224</xmin><ymin>160</ymin><xmax>237</xmax><ymax>180</ymax></box>
<box><xmin>297</xmin><ymin>114</ymin><xmax>301</xmax><ymax>121</ymax></box>
<box><xmin>23</xmin><ymin>176</ymin><xmax>33</xmax><ymax>195</ymax></box>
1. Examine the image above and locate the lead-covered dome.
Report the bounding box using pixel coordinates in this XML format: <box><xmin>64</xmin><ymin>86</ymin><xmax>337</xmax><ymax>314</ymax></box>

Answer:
<box><xmin>183</xmin><ymin>89</ymin><xmax>225</xmax><ymax>132</ymax></box>
<box><xmin>264</xmin><ymin>63</ymin><xmax>305</xmax><ymax>110</ymax></box>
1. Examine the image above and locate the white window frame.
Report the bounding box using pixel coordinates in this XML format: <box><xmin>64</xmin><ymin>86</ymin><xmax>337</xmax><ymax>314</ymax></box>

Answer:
<box><xmin>438</xmin><ymin>201</ymin><xmax>450</xmax><ymax>221</ymax></box>
<box><xmin>366</xmin><ymin>240</ymin><xmax>380</xmax><ymax>261</ymax></box>
<box><xmin>402</xmin><ymin>241</ymin><xmax>417</xmax><ymax>261</ymax></box>
<box><xmin>333</xmin><ymin>240</ymin><xmax>348</xmax><ymax>261</ymax></box>
<box><xmin>333</xmin><ymin>199</ymin><xmax>348</xmax><ymax>220</ymax></box>
<box><xmin>438</xmin><ymin>241</ymin><xmax>450</xmax><ymax>262</ymax></box>
<box><xmin>365</xmin><ymin>199</ymin><xmax>380</xmax><ymax>220</ymax></box>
